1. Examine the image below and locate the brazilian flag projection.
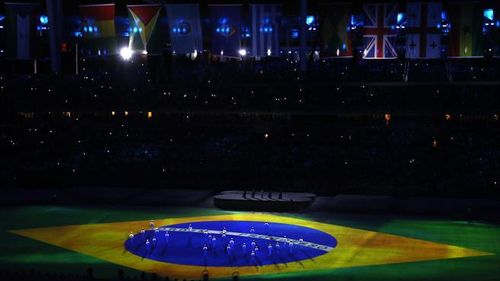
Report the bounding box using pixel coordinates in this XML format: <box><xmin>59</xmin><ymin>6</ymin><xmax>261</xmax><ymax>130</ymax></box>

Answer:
<box><xmin>9</xmin><ymin>213</ymin><xmax>493</xmax><ymax>280</ymax></box>
<box><xmin>448</xmin><ymin>1</ymin><xmax>483</xmax><ymax>57</ymax></box>
<box><xmin>320</xmin><ymin>2</ymin><xmax>353</xmax><ymax>57</ymax></box>
<box><xmin>5</xmin><ymin>2</ymin><xmax>41</xmax><ymax>59</ymax></box>
<box><xmin>127</xmin><ymin>4</ymin><xmax>162</xmax><ymax>54</ymax></box>
<box><xmin>79</xmin><ymin>4</ymin><xmax>116</xmax><ymax>56</ymax></box>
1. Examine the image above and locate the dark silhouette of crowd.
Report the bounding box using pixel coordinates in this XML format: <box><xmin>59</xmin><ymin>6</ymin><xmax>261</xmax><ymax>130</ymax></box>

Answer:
<box><xmin>0</xmin><ymin>267</ymin><xmax>215</xmax><ymax>281</ymax></box>
<box><xmin>0</xmin><ymin>56</ymin><xmax>499</xmax><ymax>198</ymax></box>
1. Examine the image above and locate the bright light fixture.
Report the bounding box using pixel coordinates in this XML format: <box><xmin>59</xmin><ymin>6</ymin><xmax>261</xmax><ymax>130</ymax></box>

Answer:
<box><xmin>120</xmin><ymin>47</ymin><xmax>132</xmax><ymax>60</ymax></box>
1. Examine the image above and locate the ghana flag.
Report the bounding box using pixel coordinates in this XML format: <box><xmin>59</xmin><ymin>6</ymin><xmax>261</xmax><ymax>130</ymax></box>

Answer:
<box><xmin>127</xmin><ymin>4</ymin><xmax>162</xmax><ymax>54</ymax></box>
<box><xmin>320</xmin><ymin>2</ymin><xmax>353</xmax><ymax>57</ymax></box>
<box><xmin>448</xmin><ymin>1</ymin><xmax>483</xmax><ymax>57</ymax></box>
<box><xmin>5</xmin><ymin>2</ymin><xmax>41</xmax><ymax>60</ymax></box>
<box><xmin>79</xmin><ymin>4</ymin><xmax>116</xmax><ymax>56</ymax></box>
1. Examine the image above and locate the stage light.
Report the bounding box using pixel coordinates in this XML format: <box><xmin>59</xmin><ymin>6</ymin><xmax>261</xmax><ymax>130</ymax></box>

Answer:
<box><xmin>120</xmin><ymin>47</ymin><xmax>132</xmax><ymax>61</ymax></box>
<box><xmin>306</xmin><ymin>15</ymin><xmax>315</xmax><ymax>26</ymax></box>
<box><xmin>39</xmin><ymin>15</ymin><xmax>48</xmax><ymax>25</ymax></box>
<box><xmin>142</xmin><ymin>50</ymin><xmax>148</xmax><ymax>55</ymax></box>
<box><xmin>267</xmin><ymin>49</ymin><xmax>271</xmax><ymax>56</ymax></box>
<box><xmin>238</xmin><ymin>49</ymin><xmax>247</xmax><ymax>57</ymax></box>
<box><xmin>484</xmin><ymin>9</ymin><xmax>494</xmax><ymax>21</ymax></box>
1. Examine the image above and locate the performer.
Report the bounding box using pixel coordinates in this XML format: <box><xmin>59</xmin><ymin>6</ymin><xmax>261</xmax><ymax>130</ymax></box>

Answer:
<box><xmin>250</xmin><ymin>226</ymin><xmax>255</xmax><ymax>234</ymax></box>
<box><xmin>151</xmin><ymin>237</ymin><xmax>157</xmax><ymax>251</ymax></box>
<box><xmin>203</xmin><ymin>244</ymin><xmax>208</xmax><ymax>256</ymax></box>
<box><xmin>275</xmin><ymin>242</ymin><xmax>280</xmax><ymax>254</ymax></box>
<box><xmin>211</xmin><ymin>236</ymin><xmax>216</xmax><ymax>249</ymax></box>
<box><xmin>250</xmin><ymin>250</ymin><xmax>256</xmax><ymax>264</ymax></box>
<box><xmin>128</xmin><ymin>232</ymin><xmax>135</xmax><ymax>247</ymax></box>
<box><xmin>164</xmin><ymin>231</ymin><xmax>170</xmax><ymax>245</ymax></box>
<box><xmin>242</xmin><ymin>242</ymin><xmax>247</xmax><ymax>254</ymax></box>
<box><xmin>149</xmin><ymin>220</ymin><xmax>155</xmax><ymax>230</ymax></box>
<box><xmin>145</xmin><ymin>239</ymin><xmax>151</xmax><ymax>255</ymax></box>
<box><xmin>267</xmin><ymin>243</ymin><xmax>273</xmax><ymax>256</ymax></box>
<box><xmin>264</xmin><ymin>222</ymin><xmax>270</xmax><ymax>234</ymax></box>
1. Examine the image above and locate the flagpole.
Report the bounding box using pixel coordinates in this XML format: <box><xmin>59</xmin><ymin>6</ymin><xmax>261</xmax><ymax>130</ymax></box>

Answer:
<box><xmin>299</xmin><ymin>0</ymin><xmax>307</xmax><ymax>72</ymax></box>
<box><xmin>75</xmin><ymin>43</ymin><xmax>79</xmax><ymax>75</ymax></box>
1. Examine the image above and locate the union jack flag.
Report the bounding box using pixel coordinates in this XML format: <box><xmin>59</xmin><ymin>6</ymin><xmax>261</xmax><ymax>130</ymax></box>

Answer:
<box><xmin>362</xmin><ymin>3</ymin><xmax>398</xmax><ymax>59</ymax></box>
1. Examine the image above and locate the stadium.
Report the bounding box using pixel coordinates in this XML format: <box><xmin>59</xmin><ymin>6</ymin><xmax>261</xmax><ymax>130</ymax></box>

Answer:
<box><xmin>1</xmin><ymin>1</ymin><xmax>500</xmax><ymax>281</ymax></box>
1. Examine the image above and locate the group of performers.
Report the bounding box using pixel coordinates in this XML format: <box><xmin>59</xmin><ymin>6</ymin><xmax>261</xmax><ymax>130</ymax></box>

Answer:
<box><xmin>127</xmin><ymin>220</ymin><xmax>302</xmax><ymax>264</ymax></box>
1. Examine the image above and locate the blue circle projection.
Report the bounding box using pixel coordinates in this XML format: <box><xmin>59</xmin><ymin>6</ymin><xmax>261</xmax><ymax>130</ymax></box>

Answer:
<box><xmin>125</xmin><ymin>221</ymin><xmax>337</xmax><ymax>267</ymax></box>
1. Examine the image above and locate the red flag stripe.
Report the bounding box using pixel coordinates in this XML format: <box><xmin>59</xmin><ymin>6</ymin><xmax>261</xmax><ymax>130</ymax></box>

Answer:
<box><xmin>128</xmin><ymin>5</ymin><xmax>161</xmax><ymax>26</ymax></box>
<box><xmin>80</xmin><ymin>4</ymin><xmax>115</xmax><ymax>21</ymax></box>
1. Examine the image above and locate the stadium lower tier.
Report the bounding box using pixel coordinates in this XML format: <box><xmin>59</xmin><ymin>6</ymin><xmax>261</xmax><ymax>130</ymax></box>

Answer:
<box><xmin>1</xmin><ymin>113</ymin><xmax>499</xmax><ymax>196</ymax></box>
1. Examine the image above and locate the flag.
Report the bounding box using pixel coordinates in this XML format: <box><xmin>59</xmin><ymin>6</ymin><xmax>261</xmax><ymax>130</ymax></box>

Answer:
<box><xmin>127</xmin><ymin>4</ymin><xmax>162</xmax><ymax>54</ymax></box>
<box><xmin>166</xmin><ymin>4</ymin><xmax>203</xmax><ymax>55</ymax></box>
<box><xmin>405</xmin><ymin>2</ymin><xmax>442</xmax><ymax>59</ymax></box>
<box><xmin>320</xmin><ymin>3</ymin><xmax>353</xmax><ymax>57</ymax></box>
<box><xmin>250</xmin><ymin>4</ymin><xmax>281</xmax><ymax>57</ymax></box>
<box><xmin>79</xmin><ymin>4</ymin><xmax>116</xmax><ymax>56</ymax></box>
<box><xmin>209</xmin><ymin>4</ymin><xmax>242</xmax><ymax>57</ymax></box>
<box><xmin>362</xmin><ymin>3</ymin><xmax>398</xmax><ymax>59</ymax></box>
<box><xmin>484</xmin><ymin>3</ymin><xmax>499</xmax><ymax>57</ymax></box>
<box><xmin>5</xmin><ymin>2</ymin><xmax>41</xmax><ymax>59</ymax></box>
<box><xmin>448</xmin><ymin>2</ymin><xmax>483</xmax><ymax>57</ymax></box>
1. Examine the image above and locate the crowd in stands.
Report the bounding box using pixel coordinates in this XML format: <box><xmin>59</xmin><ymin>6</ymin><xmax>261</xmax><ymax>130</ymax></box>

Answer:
<box><xmin>1</xmin><ymin>112</ymin><xmax>499</xmax><ymax>197</ymax></box>
<box><xmin>1</xmin><ymin>56</ymin><xmax>500</xmax><ymax>113</ymax></box>
<box><xmin>1</xmin><ymin>56</ymin><xmax>499</xmax><ymax>197</ymax></box>
<box><xmin>0</xmin><ymin>268</ymin><xmax>217</xmax><ymax>281</ymax></box>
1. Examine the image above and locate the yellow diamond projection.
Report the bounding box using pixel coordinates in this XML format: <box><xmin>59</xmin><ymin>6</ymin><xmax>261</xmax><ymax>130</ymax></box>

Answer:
<box><xmin>10</xmin><ymin>213</ymin><xmax>492</xmax><ymax>280</ymax></box>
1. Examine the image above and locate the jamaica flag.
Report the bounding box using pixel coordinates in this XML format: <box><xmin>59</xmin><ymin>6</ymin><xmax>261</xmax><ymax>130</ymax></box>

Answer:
<box><xmin>127</xmin><ymin>4</ymin><xmax>162</xmax><ymax>54</ymax></box>
<box><xmin>79</xmin><ymin>3</ymin><xmax>116</xmax><ymax>56</ymax></box>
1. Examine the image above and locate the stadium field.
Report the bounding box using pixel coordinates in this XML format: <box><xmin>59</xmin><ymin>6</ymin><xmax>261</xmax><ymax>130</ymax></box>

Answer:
<box><xmin>1</xmin><ymin>206</ymin><xmax>499</xmax><ymax>281</ymax></box>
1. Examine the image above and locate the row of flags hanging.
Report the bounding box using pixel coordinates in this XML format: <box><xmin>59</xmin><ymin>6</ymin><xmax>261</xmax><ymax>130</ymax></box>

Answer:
<box><xmin>321</xmin><ymin>2</ymin><xmax>491</xmax><ymax>59</ymax></box>
<box><xmin>3</xmin><ymin>1</ymin><xmax>500</xmax><ymax>60</ymax></box>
